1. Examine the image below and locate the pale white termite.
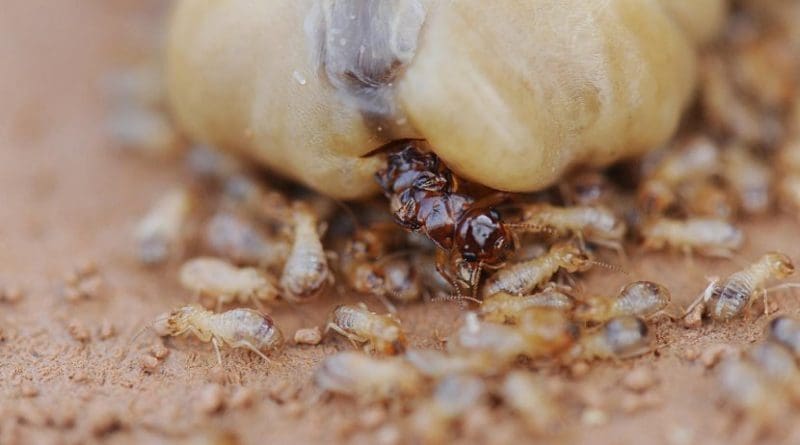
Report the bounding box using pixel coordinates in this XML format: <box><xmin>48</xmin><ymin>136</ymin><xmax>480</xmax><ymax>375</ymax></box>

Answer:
<box><xmin>135</xmin><ymin>187</ymin><xmax>194</xmax><ymax>265</ymax></box>
<box><xmin>685</xmin><ymin>252</ymin><xmax>795</xmax><ymax>322</ymax></box>
<box><xmin>153</xmin><ymin>304</ymin><xmax>284</xmax><ymax>365</ymax></box>
<box><xmin>313</xmin><ymin>351</ymin><xmax>423</xmax><ymax>403</ymax></box>
<box><xmin>179</xmin><ymin>257</ymin><xmax>280</xmax><ymax>310</ymax></box>
<box><xmin>280</xmin><ymin>203</ymin><xmax>332</xmax><ymax>302</ymax></box>
<box><xmin>641</xmin><ymin>217</ymin><xmax>744</xmax><ymax>258</ymax></box>
<box><xmin>574</xmin><ymin>281</ymin><xmax>672</xmax><ymax>323</ymax></box>
<box><xmin>325</xmin><ymin>303</ymin><xmax>407</xmax><ymax>354</ymax></box>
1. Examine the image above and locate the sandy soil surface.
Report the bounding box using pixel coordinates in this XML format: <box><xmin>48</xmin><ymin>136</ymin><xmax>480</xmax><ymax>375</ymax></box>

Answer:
<box><xmin>2</xmin><ymin>2</ymin><xmax>800</xmax><ymax>444</ymax></box>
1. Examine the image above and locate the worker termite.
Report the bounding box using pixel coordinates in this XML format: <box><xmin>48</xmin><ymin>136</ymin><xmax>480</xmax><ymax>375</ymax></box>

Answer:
<box><xmin>338</xmin><ymin>223</ymin><xmax>421</xmax><ymax>307</ymax></box>
<box><xmin>684</xmin><ymin>252</ymin><xmax>795</xmax><ymax>323</ymax></box>
<box><xmin>574</xmin><ymin>281</ymin><xmax>672</xmax><ymax>323</ymax></box>
<box><xmin>404</xmin><ymin>349</ymin><xmax>501</xmax><ymax>378</ymax></box>
<box><xmin>449</xmin><ymin>311</ymin><xmax>577</xmax><ymax>362</ymax></box>
<box><xmin>280</xmin><ymin>203</ymin><xmax>332</xmax><ymax>302</ymax></box>
<box><xmin>203</xmin><ymin>211</ymin><xmax>290</xmax><ymax>270</ymax></box>
<box><xmin>135</xmin><ymin>187</ymin><xmax>194</xmax><ymax>265</ymax></box>
<box><xmin>481</xmin><ymin>243</ymin><xmax>596</xmax><ymax>299</ymax></box>
<box><xmin>717</xmin><ymin>356</ymin><xmax>790</xmax><ymax>436</ymax></box>
<box><xmin>501</xmin><ymin>371</ymin><xmax>565</xmax><ymax>435</ymax></box>
<box><xmin>746</xmin><ymin>342</ymin><xmax>800</xmax><ymax>402</ymax></box>
<box><xmin>178</xmin><ymin>257</ymin><xmax>279</xmax><ymax>310</ymax></box>
<box><xmin>325</xmin><ymin>303</ymin><xmax>407</xmax><ymax>355</ymax></box>
<box><xmin>640</xmin><ymin>217</ymin><xmax>744</xmax><ymax>258</ymax></box>
<box><xmin>516</xmin><ymin>203</ymin><xmax>627</xmax><ymax>257</ymax></box>
<box><xmin>152</xmin><ymin>304</ymin><xmax>284</xmax><ymax>365</ymax></box>
<box><xmin>479</xmin><ymin>288</ymin><xmax>576</xmax><ymax>324</ymax></box>
<box><xmin>410</xmin><ymin>375</ymin><xmax>487</xmax><ymax>445</ymax></box>
<box><xmin>313</xmin><ymin>351</ymin><xmax>423</xmax><ymax>403</ymax></box>
<box><xmin>678</xmin><ymin>179</ymin><xmax>736</xmax><ymax>219</ymax></box>
<box><xmin>638</xmin><ymin>136</ymin><xmax>720</xmax><ymax>214</ymax></box>
<box><xmin>566</xmin><ymin>316</ymin><xmax>651</xmax><ymax>361</ymax></box>
<box><xmin>769</xmin><ymin>316</ymin><xmax>800</xmax><ymax>358</ymax></box>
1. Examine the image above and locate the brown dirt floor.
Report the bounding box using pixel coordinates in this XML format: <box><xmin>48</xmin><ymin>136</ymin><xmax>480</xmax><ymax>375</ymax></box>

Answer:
<box><xmin>2</xmin><ymin>2</ymin><xmax>800</xmax><ymax>444</ymax></box>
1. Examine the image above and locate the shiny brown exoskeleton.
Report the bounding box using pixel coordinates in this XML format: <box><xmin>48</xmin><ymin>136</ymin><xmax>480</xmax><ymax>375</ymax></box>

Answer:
<box><xmin>375</xmin><ymin>141</ymin><xmax>514</xmax><ymax>294</ymax></box>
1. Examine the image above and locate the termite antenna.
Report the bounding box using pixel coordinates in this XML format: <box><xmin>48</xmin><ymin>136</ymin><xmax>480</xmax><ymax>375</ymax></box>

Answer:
<box><xmin>505</xmin><ymin>223</ymin><xmax>557</xmax><ymax>236</ymax></box>
<box><xmin>123</xmin><ymin>322</ymin><xmax>155</xmax><ymax>362</ymax></box>
<box><xmin>588</xmin><ymin>259</ymin><xmax>629</xmax><ymax>276</ymax></box>
<box><xmin>431</xmin><ymin>294</ymin><xmax>483</xmax><ymax>305</ymax></box>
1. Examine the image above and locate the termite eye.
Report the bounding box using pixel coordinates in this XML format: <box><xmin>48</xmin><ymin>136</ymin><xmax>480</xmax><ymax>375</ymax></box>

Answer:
<box><xmin>462</xmin><ymin>252</ymin><xmax>478</xmax><ymax>262</ymax></box>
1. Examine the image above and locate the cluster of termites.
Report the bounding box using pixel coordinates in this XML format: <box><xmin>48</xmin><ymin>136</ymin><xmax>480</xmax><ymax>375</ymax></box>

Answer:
<box><xmin>112</xmin><ymin>2</ymin><xmax>800</xmax><ymax>441</ymax></box>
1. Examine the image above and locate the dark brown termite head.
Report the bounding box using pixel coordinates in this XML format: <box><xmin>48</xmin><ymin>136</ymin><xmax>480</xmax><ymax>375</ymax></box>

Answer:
<box><xmin>375</xmin><ymin>140</ymin><xmax>452</xmax><ymax>195</ymax></box>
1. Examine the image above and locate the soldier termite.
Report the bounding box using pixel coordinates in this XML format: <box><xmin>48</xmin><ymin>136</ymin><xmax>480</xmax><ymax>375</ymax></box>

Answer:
<box><xmin>280</xmin><ymin>203</ymin><xmax>332</xmax><ymax>302</ymax></box>
<box><xmin>203</xmin><ymin>211</ymin><xmax>290</xmax><ymax>270</ymax></box>
<box><xmin>325</xmin><ymin>303</ymin><xmax>407</xmax><ymax>355</ymax></box>
<box><xmin>684</xmin><ymin>252</ymin><xmax>796</xmax><ymax>323</ymax></box>
<box><xmin>565</xmin><ymin>316</ymin><xmax>651</xmax><ymax>361</ymax></box>
<box><xmin>151</xmin><ymin>304</ymin><xmax>284</xmax><ymax>365</ymax></box>
<box><xmin>573</xmin><ymin>281</ymin><xmax>672</xmax><ymax>324</ymax></box>
<box><xmin>313</xmin><ymin>351</ymin><xmax>423</xmax><ymax>403</ymax></box>
<box><xmin>501</xmin><ymin>371</ymin><xmax>565</xmax><ymax>435</ymax></box>
<box><xmin>179</xmin><ymin>257</ymin><xmax>279</xmax><ymax>310</ymax></box>
<box><xmin>481</xmin><ymin>242</ymin><xmax>617</xmax><ymax>299</ymax></box>
<box><xmin>479</xmin><ymin>288</ymin><xmax>576</xmax><ymax>324</ymax></box>
<box><xmin>640</xmin><ymin>217</ymin><xmax>744</xmax><ymax>258</ymax></box>
<box><xmin>410</xmin><ymin>375</ymin><xmax>487</xmax><ymax>445</ymax></box>
<box><xmin>516</xmin><ymin>203</ymin><xmax>627</xmax><ymax>259</ymax></box>
<box><xmin>135</xmin><ymin>187</ymin><xmax>194</xmax><ymax>265</ymax></box>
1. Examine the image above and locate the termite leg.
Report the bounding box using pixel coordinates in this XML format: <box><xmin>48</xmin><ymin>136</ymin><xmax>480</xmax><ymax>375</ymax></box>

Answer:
<box><xmin>325</xmin><ymin>323</ymin><xmax>363</xmax><ymax>350</ymax></box>
<box><xmin>212</xmin><ymin>337</ymin><xmax>223</xmax><ymax>366</ymax></box>
<box><xmin>231</xmin><ymin>340</ymin><xmax>271</xmax><ymax>363</ymax></box>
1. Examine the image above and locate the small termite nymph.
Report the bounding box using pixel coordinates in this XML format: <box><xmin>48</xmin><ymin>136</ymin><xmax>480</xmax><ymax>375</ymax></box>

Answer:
<box><xmin>449</xmin><ymin>310</ymin><xmax>577</xmax><ymax>363</ymax></box>
<box><xmin>404</xmin><ymin>348</ymin><xmax>500</xmax><ymax>378</ymax></box>
<box><xmin>516</xmin><ymin>203</ymin><xmax>627</xmax><ymax>257</ymax></box>
<box><xmin>722</xmin><ymin>144</ymin><xmax>772</xmax><ymax>215</ymax></box>
<box><xmin>479</xmin><ymin>288</ymin><xmax>575</xmax><ymax>324</ymax></box>
<box><xmin>280</xmin><ymin>203</ymin><xmax>332</xmax><ymax>302</ymax></box>
<box><xmin>481</xmin><ymin>243</ymin><xmax>593</xmax><ymax>298</ymax></box>
<box><xmin>179</xmin><ymin>257</ymin><xmax>280</xmax><ymax>309</ymax></box>
<box><xmin>203</xmin><ymin>211</ymin><xmax>290</xmax><ymax>270</ymax></box>
<box><xmin>685</xmin><ymin>252</ymin><xmax>796</xmax><ymax>322</ymax></box>
<box><xmin>638</xmin><ymin>136</ymin><xmax>720</xmax><ymax>214</ymax></box>
<box><xmin>135</xmin><ymin>187</ymin><xmax>194</xmax><ymax>265</ymax></box>
<box><xmin>568</xmin><ymin>316</ymin><xmax>651</xmax><ymax>361</ymax></box>
<box><xmin>641</xmin><ymin>217</ymin><xmax>744</xmax><ymax>258</ymax></box>
<box><xmin>153</xmin><ymin>304</ymin><xmax>284</xmax><ymax>365</ymax></box>
<box><xmin>717</xmin><ymin>356</ymin><xmax>788</xmax><ymax>434</ymax></box>
<box><xmin>501</xmin><ymin>371</ymin><xmax>564</xmax><ymax>435</ymax></box>
<box><xmin>411</xmin><ymin>374</ymin><xmax>487</xmax><ymax>444</ymax></box>
<box><xmin>325</xmin><ymin>303</ymin><xmax>407</xmax><ymax>354</ymax></box>
<box><xmin>574</xmin><ymin>281</ymin><xmax>672</xmax><ymax>323</ymax></box>
<box><xmin>313</xmin><ymin>351</ymin><xmax>423</xmax><ymax>403</ymax></box>
<box><xmin>768</xmin><ymin>316</ymin><xmax>800</xmax><ymax>357</ymax></box>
